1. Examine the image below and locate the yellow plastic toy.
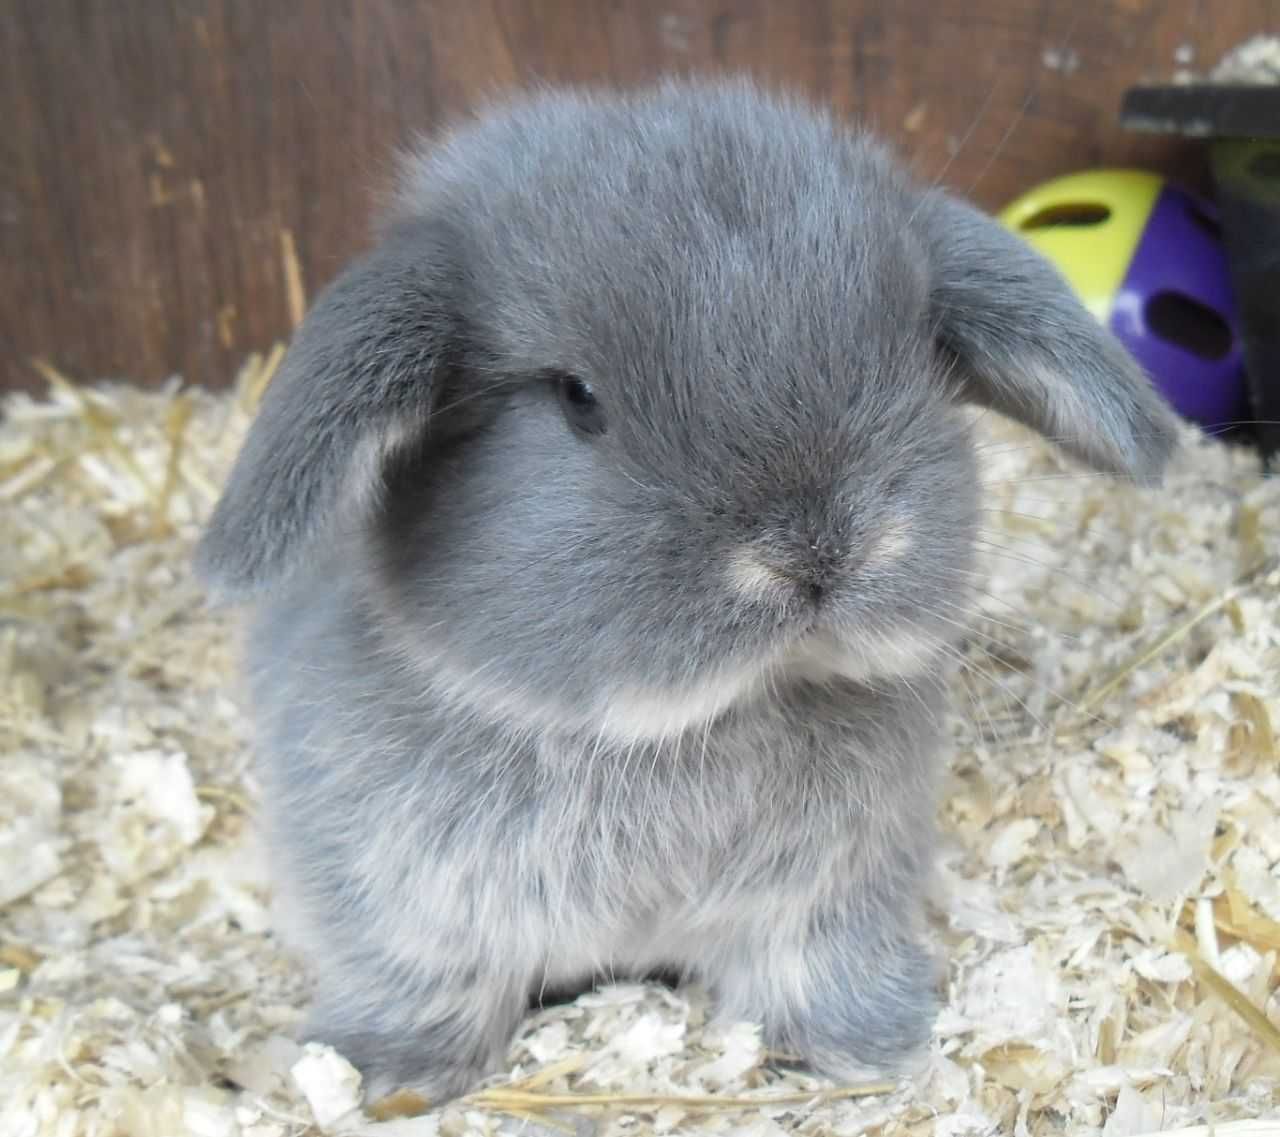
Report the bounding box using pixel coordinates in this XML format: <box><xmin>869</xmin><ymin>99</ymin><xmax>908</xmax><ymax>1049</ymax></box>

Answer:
<box><xmin>999</xmin><ymin>169</ymin><xmax>1163</xmax><ymax>323</ymax></box>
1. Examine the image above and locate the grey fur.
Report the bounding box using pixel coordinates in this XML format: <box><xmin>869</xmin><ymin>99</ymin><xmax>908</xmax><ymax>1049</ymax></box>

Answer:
<box><xmin>195</xmin><ymin>78</ymin><xmax>1178</xmax><ymax>1102</ymax></box>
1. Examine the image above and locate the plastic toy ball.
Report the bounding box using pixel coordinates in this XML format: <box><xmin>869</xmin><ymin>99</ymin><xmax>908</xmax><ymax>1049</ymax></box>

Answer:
<box><xmin>1000</xmin><ymin>169</ymin><xmax>1248</xmax><ymax>430</ymax></box>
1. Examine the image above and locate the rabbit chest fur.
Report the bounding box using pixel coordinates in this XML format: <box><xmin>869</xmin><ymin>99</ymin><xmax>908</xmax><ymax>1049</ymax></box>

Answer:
<box><xmin>249</xmin><ymin>554</ymin><xmax>945</xmax><ymax>1096</ymax></box>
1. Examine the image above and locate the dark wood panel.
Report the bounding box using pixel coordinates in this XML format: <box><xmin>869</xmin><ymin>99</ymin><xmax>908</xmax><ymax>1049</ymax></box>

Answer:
<box><xmin>2</xmin><ymin>0</ymin><xmax>1276</xmax><ymax>392</ymax></box>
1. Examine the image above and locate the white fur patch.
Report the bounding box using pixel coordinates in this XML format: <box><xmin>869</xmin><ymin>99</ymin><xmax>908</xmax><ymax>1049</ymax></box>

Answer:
<box><xmin>865</xmin><ymin>519</ymin><xmax>912</xmax><ymax>568</ymax></box>
<box><xmin>606</xmin><ymin>667</ymin><xmax>764</xmax><ymax>743</ymax></box>
<box><xmin>725</xmin><ymin>547</ymin><xmax>794</xmax><ymax>602</ymax></box>
<box><xmin>421</xmin><ymin>647</ymin><xmax>764</xmax><ymax>745</ymax></box>
<box><xmin>781</xmin><ymin>625</ymin><xmax>941</xmax><ymax>684</ymax></box>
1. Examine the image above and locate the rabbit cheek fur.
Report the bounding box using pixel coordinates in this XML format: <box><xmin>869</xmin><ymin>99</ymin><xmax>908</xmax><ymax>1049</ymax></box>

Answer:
<box><xmin>197</xmin><ymin>80</ymin><xmax>1179</xmax><ymax>1103</ymax></box>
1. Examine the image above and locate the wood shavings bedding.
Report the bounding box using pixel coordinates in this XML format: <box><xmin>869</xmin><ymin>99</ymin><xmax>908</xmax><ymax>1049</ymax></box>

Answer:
<box><xmin>1</xmin><ymin>359</ymin><xmax>1278</xmax><ymax>1137</ymax></box>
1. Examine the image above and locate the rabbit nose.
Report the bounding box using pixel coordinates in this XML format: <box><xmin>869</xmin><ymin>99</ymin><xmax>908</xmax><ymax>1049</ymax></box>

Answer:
<box><xmin>727</xmin><ymin>527</ymin><xmax>846</xmax><ymax>605</ymax></box>
<box><xmin>726</xmin><ymin>540</ymin><xmax>842</xmax><ymax>605</ymax></box>
<box><xmin>790</xmin><ymin>532</ymin><xmax>843</xmax><ymax>600</ymax></box>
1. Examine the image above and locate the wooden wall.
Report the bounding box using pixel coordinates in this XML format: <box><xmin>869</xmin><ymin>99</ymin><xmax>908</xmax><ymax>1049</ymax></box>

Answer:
<box><xmin>2</xmin><ymin>1</ymin><xmax>1276</xmax><ymax>392</ymax></box>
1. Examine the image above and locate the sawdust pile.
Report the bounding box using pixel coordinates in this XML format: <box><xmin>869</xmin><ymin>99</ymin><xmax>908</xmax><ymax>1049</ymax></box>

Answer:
<box><xmin>1</xmin><ymin>358</ymin><xmax>1278</xmax><ymax>1137</ymax></box>
<box><xmin>1174</xmin><ymin>33</ymin><xmax>1280</xmax><ymax>85</ymax></box>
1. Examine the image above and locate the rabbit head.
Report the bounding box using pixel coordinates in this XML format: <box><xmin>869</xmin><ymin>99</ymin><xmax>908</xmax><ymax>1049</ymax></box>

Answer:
<box><xmin>197</xmin><ymin>80</ymin><xmax>1178</xmax><ymax>747</ymax></box>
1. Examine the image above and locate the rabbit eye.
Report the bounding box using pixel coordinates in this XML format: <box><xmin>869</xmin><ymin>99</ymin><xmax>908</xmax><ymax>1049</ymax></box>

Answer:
<box><xmin>554</xmin><ymin>374</ymin><xmax>606</xmax><ymax>436</ymax></box>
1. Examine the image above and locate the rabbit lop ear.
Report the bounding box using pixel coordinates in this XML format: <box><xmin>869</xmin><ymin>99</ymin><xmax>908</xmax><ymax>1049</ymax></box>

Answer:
<box><xmin>195</xmin><ymin>219</ymin><xmax>457</xmax><ymax>599</ymax></box>
<box><xmin>916</xmin><ymin>190</ymin><xmax>1179</xmax><ymax>480</ymax></box>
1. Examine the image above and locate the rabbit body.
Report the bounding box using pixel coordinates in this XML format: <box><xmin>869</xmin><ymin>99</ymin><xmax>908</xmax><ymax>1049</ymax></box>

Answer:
<box><xmin>198</xmin><ymin>80</ymin><xmax>1177</xmax><ymax>1101</ymax></box>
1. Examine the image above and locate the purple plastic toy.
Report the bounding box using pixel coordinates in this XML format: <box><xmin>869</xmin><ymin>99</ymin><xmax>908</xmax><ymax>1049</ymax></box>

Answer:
<box><xmin>1115</xmin><ymin>184</ymin><xmax>1248</xmax><ymax>429</ymax></box>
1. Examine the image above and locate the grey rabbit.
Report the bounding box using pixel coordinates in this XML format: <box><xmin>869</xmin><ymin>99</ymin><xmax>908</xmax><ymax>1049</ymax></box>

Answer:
<box><xmin>196</xmin><ymin>78</ymin><xmax>1178</xmax><ymax>1103</ymax></box>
